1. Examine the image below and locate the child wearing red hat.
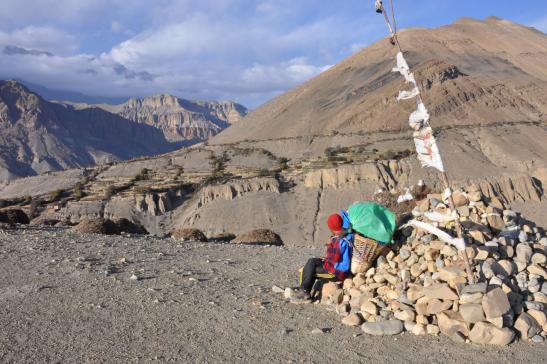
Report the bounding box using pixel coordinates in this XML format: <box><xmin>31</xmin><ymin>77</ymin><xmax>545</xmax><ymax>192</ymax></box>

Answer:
<box><xmin>291</xmin><ymin>213</ymin><xmax>352</xmax><ymax>303</ymax></box>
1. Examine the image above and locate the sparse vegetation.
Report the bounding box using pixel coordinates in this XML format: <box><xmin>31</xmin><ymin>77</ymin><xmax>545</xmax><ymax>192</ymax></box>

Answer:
<box><xmin>49</xmin><ymin>189</ymin><xmax>64</xmax><ymax>202</ymax></box>
<box><xmin>104</xmin><ymin>185</ymin><xmax>116</xmax><ymax>200</ymax></box>
<box><xmin>74</xmin><ymin>184</ymin><xmax>85</xmax><ymax>200</ymax></box>
<box><xmin>278</xmin><ymin>157</ymin><xmax>289</xmax><ymax>170</ymax></box>
<box><xmin>134</xmin><ymin>185</ymin><xmax>152</xmax><ymax>195</ymax></box>
<box><xmin>29</xmin><ymin>198</ymin><xmax>43</xmax><ymax>218</ymax></box>
<box><xmin>258</xmin><ymin>169</ymin><xmax>270</xmax><ymax>177</ymax></box>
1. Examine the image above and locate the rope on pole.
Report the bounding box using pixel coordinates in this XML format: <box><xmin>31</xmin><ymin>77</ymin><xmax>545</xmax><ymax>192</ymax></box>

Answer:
<box><xmin>373</xmin><ymin>0</ymin><xmax>475</xmax><ymax>284</ymax></box>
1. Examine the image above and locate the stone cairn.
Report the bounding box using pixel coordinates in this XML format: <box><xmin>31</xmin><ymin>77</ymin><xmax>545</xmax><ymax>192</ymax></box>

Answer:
<box><xmin>286</xmin><ymin>185</ymin><xmax>547</xmax><ymax>345</ymax></box>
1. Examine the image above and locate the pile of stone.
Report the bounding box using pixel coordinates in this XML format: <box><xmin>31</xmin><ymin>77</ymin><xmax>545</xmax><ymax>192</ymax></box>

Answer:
<box><xmin>291</xmin><ymin>185</ymin><xmax>546</xmax><ymax>345</ymax></box>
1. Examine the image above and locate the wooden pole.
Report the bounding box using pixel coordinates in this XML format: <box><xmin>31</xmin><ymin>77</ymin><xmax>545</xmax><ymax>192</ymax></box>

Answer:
<box><xmin>376</xmin><ymin>1</ymin><xmax>475</xmax><ymax>284</ymax></box>
<box><xmin>441</xmin><ymin>172</ymin><xmax>475</xmax><ymax>283</ymax></box>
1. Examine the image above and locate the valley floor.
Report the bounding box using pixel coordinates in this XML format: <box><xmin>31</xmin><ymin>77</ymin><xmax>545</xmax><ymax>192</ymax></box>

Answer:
<box><xmin>0</xmin><ymin>227</ymin><xmax>545</xmax><ymax>363</ymax></box>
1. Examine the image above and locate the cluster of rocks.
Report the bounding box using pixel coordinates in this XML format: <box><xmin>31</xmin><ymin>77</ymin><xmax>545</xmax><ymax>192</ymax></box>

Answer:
<box><xmin>172</xmin><ymin>228</ymin><xmax>283</xmax><ymax>246</ymax></box>
<box><xmin>293</xmin><ymin>185</ymin><xmax>546</xmax><ymax>346</ymax></box>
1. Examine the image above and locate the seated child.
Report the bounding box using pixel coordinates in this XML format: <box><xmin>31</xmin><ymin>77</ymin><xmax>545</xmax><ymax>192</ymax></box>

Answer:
<box><xmin>291</xmin><ymin>213</ymin><xmax>352</xmax><ymax>303</ymax></box>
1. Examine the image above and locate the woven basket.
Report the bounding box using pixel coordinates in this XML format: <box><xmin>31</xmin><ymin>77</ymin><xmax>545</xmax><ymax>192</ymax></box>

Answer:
<box><xmin>351</xmin><ymin>234</ymin><xmax>387</xmax><ymax>274</ymax></box>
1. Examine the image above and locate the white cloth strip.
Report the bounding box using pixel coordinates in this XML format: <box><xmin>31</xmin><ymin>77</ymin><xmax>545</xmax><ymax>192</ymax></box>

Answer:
<box><xmin>408</xmin><ymin>220</ymin><xmax>466</xmax><ymax>251</ymax></box>
<box><xmin>408</xmin><ymin>101</ymin><xmax>430</xmax><ymax>130</ymax></box>
<box><xmin>397</xmin><ymin>87</ymin><xmax>420</xmax><ymax>101</ymax></box>
<box><xmin>413</xmin><ymin>127</ymin><xmax>445</xmax><ymax>172</ymax></box>
<box><xmin>424</xmin><ymin>211</ymin><xmax>458</xmax><ymax>223</ymax></box>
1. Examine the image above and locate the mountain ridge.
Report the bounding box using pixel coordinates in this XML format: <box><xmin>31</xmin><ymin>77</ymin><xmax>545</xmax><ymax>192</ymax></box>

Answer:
<box><xmin>212</xmin><ymin>17</ymin><xmax>547</xmax><ymax>144</ymax></box>
<box><xmin>0</xmin><ymin>80</ymin><xmax>178</xmax><ymax>180</ymax></box>
<box><xmin>66</xmin><ymin>94</ymin><xmax>248</xmax><ymax>143</ymax></box>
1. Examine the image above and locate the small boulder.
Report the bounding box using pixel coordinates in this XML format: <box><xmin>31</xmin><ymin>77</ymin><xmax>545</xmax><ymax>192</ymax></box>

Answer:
<box><xmin>459</xmin><ymin>304</ymin><xmax>486</xmax><ymax>323</ymax></box>
<box><xmin>426</xmin><ymin>299</ymin><xmax>453</xmax><ymax>315</ymax></box>
<box><xmin>361</xmin><ymin>301</ymin><xmax>378</xmax><ymax>316</ymax></box>
<box><xmin>411</xmin><ymin>323</ymin><xmax>427</xmax><ymax>336</ymax></box>
<box><xmin>321</xmin><ymin>282</ymin><xmax>339</xmax><ymax>302</ymax></box>
<box><xmin>514</xmin><ymin>312</ymin><xmax>541</xmax><ymax>340</ymax></box>
<box><xmin>437</xmin><ymin>312</ymin><xmax>469</xmax><ymax>341</ymax></box>
<box><xmin>361</xmin><ymin>320</ymin><xmax>403</xmax><ymax>336</ymax></box>
<box><xmin>234</xmin><ymin>229</ymin><xmax>283</xmax><ymax>246</ymax></box>
<box><xmin>342</xmin><ymin>313</ymin><xmax>363</xmax><ymax>326</ymax></box>
<box><xmin>482</xmin><ymin>287</ymin><xmax>510</xmax><ymax>319</ymax></box>
<box><xmin>423</xmin><ymin>284</ymin><xmax>458</xmax><ymax>300</ymax></box>
<box><xmin>469</xmin><ymin>322</ymin><xmax>514</xmax><ymax>346</ymax></box>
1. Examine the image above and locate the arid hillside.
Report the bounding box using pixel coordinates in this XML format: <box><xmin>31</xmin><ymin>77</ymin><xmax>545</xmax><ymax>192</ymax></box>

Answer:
<box><xmin>213</xmin><ymin>17</ymin><xmax>547</xmax><ymax>143</ymax></box>
<box><xmin>0</xmin><ymin>18</ymin><xmax>545</xmax><ymax>246</ymax></box>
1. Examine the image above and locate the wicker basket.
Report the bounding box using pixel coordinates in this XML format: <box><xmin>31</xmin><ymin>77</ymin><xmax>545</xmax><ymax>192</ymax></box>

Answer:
<box><xmin>351</xmin><ymin>234</ymin><xmax>387</xmax><ymax>274</ymax></box>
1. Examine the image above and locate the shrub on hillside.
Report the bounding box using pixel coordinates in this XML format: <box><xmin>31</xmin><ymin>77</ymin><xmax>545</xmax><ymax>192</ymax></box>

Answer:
<box><xmin>72</xmin><ymin>218</ymin><xmax>118</xmax><ymax>235</ymax></box>
<box><xmin>0</xmin><ymin>208</ymin><xmax>30</xmax><ymax>225</ymax></box>
<box><xmin>234</xmin><ymin>229</ymin><xmax>283</xmax><ymax>246</ymax></box>
<box><xmin>172</xmin><ymin>228</ymin><xmax>208</xmax><ymax>242</ymax></box>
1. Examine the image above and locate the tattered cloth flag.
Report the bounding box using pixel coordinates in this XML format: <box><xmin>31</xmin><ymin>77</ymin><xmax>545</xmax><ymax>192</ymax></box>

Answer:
<box><xmin>392</xmin><ymin>51</ymin><xmax>445</xmax><ymax>172</ymax></box>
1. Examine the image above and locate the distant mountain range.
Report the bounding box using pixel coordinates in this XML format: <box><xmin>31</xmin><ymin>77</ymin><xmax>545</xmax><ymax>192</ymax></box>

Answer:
<box><xmin>0</xmin><ymin>80</ymin><xmax>247</xmax><ymax>180</ymax></box>
<box><xmin>70</xmin><ymin>95</ymin><xmax>247</xmax><ymax>142</ymax></box>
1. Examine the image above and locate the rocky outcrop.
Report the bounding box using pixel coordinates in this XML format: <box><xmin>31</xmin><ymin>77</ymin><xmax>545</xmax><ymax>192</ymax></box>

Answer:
<box><xmin>196</xmin><ymin>178</ymin><xmax>280</xmax><ymax>208</ymax></box>
<box><xmin>113</xmin><ymin>95</ymin><xmax>247</xmax><ymax>142</ymax></box>
<box><xmin>304</xmin><ymin>161</ymin><xmax>412</xmax><ymax>191</ymax></box>
<box><xmin>473</xmin><ymin>175</ymin><xmax>543</xmax><ymax>205</ymax></box>
<box><xmin>281</xmin><ymin>183</ymin><xmax>546</xmax><ymax>345</ymax></box>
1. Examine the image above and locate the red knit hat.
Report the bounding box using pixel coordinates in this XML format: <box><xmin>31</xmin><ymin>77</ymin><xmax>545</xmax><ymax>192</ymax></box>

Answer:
<box><xmin>327</xmin><ymin>214</ymin><xmax>343</xmax><ymax>233</ymax></box>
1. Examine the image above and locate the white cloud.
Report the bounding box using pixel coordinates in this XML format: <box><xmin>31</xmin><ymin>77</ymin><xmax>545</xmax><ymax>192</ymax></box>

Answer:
<box><xmin>242</xmin><ymin>58</ymin><xmax>331</xmax><ymax>91</ymax></box>
<box><xmin>0</xmin><ymin>26</ymin><xmax>77</xmax><ymax>55</ymax></box>
<box><xmin>0</xmin><ymin>0</ymin><xmax>381</xmax><ymax>107</ymax></box>
<box><xmin>111</xmin><ymin>21</ymin><xmax>133</xmax><ymax>35</ymax></box>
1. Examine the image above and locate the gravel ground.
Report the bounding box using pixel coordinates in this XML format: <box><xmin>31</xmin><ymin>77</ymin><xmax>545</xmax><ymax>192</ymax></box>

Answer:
<box><xmin>0</xmin><ymin>227</ymin><xmax>546</xmax><ymax>363</ymax></box>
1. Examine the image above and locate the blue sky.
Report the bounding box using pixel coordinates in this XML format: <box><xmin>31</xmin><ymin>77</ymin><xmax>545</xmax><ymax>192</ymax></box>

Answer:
<box><xmin>0</xmin><ymin>0</ymin><xmax>546</xmax><ymax>108</ymax></box>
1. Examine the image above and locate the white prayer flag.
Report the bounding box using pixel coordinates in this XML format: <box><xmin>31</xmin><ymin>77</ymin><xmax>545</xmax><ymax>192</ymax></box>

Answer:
<box><xmin>397</xmin><ymin>87</ymin><xmax>420</xmax><ymax>101</ymax></box>
<box><xmin>408</xmin><ymin>101</ymin><xmax>430</xmax><ymax>130</ymax></box>
<box><xmin>413</xmin><ymin>127</ymin><xmax>445</xmax><ymax>172</ymax></box>
<box><xmin>392</xmin><ymin>51</ymin><xmax>445</xmax><ymax>173</ymax></box>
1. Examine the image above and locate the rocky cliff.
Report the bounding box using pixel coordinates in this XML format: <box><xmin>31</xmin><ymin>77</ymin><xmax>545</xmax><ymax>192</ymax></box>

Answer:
<box><xmin>0</xmin><ymin>80</ymin><xmax>178</xmax><ymax>180</ymax></box>
<box><xmin>94</xmin><ymin>95</ymin><xmax>247</xmax><ymax>143</ymax></box>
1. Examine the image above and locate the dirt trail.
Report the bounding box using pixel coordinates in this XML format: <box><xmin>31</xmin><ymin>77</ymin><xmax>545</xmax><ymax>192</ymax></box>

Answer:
<box><xmin>0</xmin><ymin>227</ymin><xmax>545</xmax><ymax>363</ymax></box>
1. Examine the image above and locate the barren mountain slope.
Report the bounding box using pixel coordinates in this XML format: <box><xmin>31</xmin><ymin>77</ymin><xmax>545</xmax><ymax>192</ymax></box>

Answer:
<box><xmin>213</xmin><ymin>17</ymin><xmax>547</xmax><ymax>143</ymax></box>
<box><xmin>1</xmin><ymin>18</ymin><xmax>546</xmax><ymax>247</ymax></box>
<box><xmin>72</xmin><ymin>95</ymin><xmax>248</xmax><ymax>143</ymax></box>
<box><xmin>0</xmin><ymin>81</ymin><xmax>177</xmax><ymax>180</ymax></box>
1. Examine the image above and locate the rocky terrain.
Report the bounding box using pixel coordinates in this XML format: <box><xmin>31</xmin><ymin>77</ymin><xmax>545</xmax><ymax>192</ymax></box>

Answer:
<box><xmin>1</xmin><ymin>226</ymin><xmax>546</xmax><ymax>363</ymax></box>
<box><xmin>0</xmin><ymin>81</ymin><xmax>248</xmax><ymax>181</ymax></box>
<box><xmin>0</xmin><ymin>16</ymin><xmax>546</xmax><ymax>361</ymax></box>
<box><xmin>281</xmin><ymin>184</ymin><xmax>547</xmax><ymax>346</ymax></box>
<box><xmin>0</xmin><ymin>18</ymin><xmax>545</xmax><ymax>245</ymax></box>
<box><xmin>73</xmin><ymin>94</ymin><xmax>248</xmax><ymax>143</ymax></box>
<box><xmin>0</xmin><ymin>81</ymin><xmax>178</xmax><ymax>180</ymax></box>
